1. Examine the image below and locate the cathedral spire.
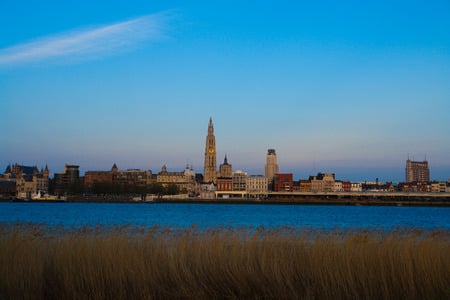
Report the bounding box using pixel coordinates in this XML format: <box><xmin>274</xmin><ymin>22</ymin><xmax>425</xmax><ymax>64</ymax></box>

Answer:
<box><xmin>204</xmin><ymin>117</ymin><xmax>217</xmax><ymax>183</ymax></box>
<box><xmin>208</xmin><ymin>116</ymin><xmax>214</xmax><ymax>135</ymax></box>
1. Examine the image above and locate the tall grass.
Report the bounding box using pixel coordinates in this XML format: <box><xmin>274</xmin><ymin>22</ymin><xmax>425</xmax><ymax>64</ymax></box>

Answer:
<box><xmin>0</xmin><ymin>224</ymin><xmax>449</xmax><ymax>299</ymax></box>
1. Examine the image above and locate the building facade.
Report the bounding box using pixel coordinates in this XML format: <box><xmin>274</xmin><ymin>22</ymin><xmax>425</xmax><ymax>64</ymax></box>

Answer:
<box><xmin>84</xmin><ymin>163</ymin><xmax>153</xmax><ymax>192</ymax></box>
<box><xmin>299</xmin><ymin>180</ymin><xmax>312</xmax><ymax>192</ymax></box>
<box><xmin>216</xmin><ymin>177</ymin><xmax>233</xmax><ymax>191</ymax></box>
<box><xmin>351</xmin><ymin>182</ymin><xmax>363</xmax><ymax>192</ymax></box>
<box><xmin>310</xmin><ymin>173</ymin><xmax>335</xmax><ymax>192</ymax></box>
<box><xmin>84</xmin><ymin>171</ymin><xmax>113</xmax><ymax>188</ymax></box>
<box><xmin>273</xmin><ymin>173</ymin><xmax>293</xmax><ymax>192</ymax></box>
<box><xmin>430</xmin><ymin>181</ymin><xmax>447</xmax><ymax>193</ymax></box>
<box><xmin>218</xmin><ymin>155</ymin><xmax>232</xmax><ymax>178</ymax></box>
<box><xmin>232</xmin><ymin>170</ymin><xmax>247</xmax><ymax>191</ymax></box>
<box><xmin>2</xmin><ymin>163</ymin><xmax>50</xmax><ymax>198</ymax></box>
<box><xmin>405</xmin><ymin>159</ymin><xmax>430</xmax><ymax>183</ymax></box>
<box><xmin>156</xmin><ymin>164</ymin><xmax>196</xmax><ymax>193</ymax></box>
<box><xmin>204</xmin><ymin>117</ymin><xmax>217</xmax><ymax>184</ymax></box>
<box><xmin>0</xmin><ymin>180</ymin><xmax>16</xmax><ymax>197</ymax></box>
<box><xmin>264</xmin><ymin>149</ymin><xmax>279</xmax><ymax>184</ymax></box>
<box><xmin>333</xmin><ymin>181</ymin><xmax>343</xmax><ymax>192</ymax></box>
<box><xmin>112</xmin><ymin>169</ymin><xmax>151</xmax><ymax>186</ymax></box>
<box><xmin>342</xmin><ymin>181</ymin><xmax>352</xmax><ymax>192</ymax></box>
<box><xmin>54</xmin><ymin>164</ymin><xmax>80</xmax><ymax>194</ymax></box>
<box><xmin>246</xmin><ymin>175</ymin><xmax>268</xmax><ymax>196</ymax></box>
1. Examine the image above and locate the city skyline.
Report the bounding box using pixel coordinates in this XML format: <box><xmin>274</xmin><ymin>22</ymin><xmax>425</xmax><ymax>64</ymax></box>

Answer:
<box><xmin>0</xmin><ymin>118</ymin><xmax>443</xmax><ymax>184</ymax></box>
<box><xmin>1</xmin><ymin>1</ymin><xmax>450</xmax><ymax>182</ymax></box>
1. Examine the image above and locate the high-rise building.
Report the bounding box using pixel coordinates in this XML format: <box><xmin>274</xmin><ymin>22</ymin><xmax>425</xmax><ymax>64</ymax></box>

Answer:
<box><xmin>203</xmin><ymin>117</ymin><xmax>217</xmax><ymax>183</ymax></box>
<box><xmin>405</xmin><ymin>159</ymin><xmax>430</xmax><ymax>183</ymax></box>
<box><xmin>54</xmin><ymin>164</ymin><xmax>80</xmax><ymax>194</ymax></box>
<box><xmin>264</xmin><ymin>149</ymin><xmax>279</xmax><ymax>182</ymax></box>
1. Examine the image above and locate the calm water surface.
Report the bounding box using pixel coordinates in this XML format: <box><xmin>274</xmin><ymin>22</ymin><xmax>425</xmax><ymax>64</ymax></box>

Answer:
<box><xmin>0</xmin><ymin>202</ymin><xmax>449</xmax><ymax>230</ymax></box>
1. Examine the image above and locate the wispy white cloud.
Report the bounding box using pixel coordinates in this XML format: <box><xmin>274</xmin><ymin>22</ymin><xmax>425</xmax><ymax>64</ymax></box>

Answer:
<box><xmin>0</xmin><ymin>12</ymin><xmax>170</xmax><ymax>66</ymax></box>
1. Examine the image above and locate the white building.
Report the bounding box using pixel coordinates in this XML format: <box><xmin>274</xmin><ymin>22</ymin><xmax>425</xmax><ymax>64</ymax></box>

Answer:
<box><xmin>351</xmin><ymin>182</ymin><xmax>362</xmax><ymax>192</ymax></box>
<box><xmin>246</xmin><ymin>175</ymin><xmax>268</xmax><ymax>197</ymax></box>
<box><xmin>333</xmin><ymin>181</ymin><xmax>343</xmax><ymax>192</ymax></box>
<box><xmin>310</xmin><ymin>173</ymin><xmax>335</xmax><ymax>192</ymax></box>
<box><xmin>430</xmin><ymin>182</ymin><xmax>447</xmax><ymax>193</ymax></box>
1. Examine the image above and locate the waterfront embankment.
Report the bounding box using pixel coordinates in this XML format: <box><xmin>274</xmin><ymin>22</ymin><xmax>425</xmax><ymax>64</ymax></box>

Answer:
<box><xmin>2</xmin><ymin>191</ymin><xmax>450</xmax><ymax>206</ymax></box>
<box><xmin>154</xmin><ymin>197</ymin><xmax>450</xmax><ymax>206</ymax></box>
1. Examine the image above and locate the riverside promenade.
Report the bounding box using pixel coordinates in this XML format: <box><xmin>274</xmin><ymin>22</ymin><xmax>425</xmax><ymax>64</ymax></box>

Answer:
<box><xmin>3</xmin><ymin>192</ymin><xmax>450</xmax><ymax>206</ymax></box>
<box><xmin>160</xmin><ymin>191</ymin><xmax>450</xmax><ymax>206</ymax></box>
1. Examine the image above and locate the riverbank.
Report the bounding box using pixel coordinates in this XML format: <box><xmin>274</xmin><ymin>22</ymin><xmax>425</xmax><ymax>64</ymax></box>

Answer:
<box><xmin>1</xmin><ymin>224</ymin><xmax>448</xmax><ymax>299</ymax></box>
<box><xmin>2</xmin><ymin>196</ymin><xmax>450</xmax><ymax>206</ymax></box>
<box><xmin>155</xmin><ymin>197</ymin><xmax>450</xmax><ymax>206</ymax></box>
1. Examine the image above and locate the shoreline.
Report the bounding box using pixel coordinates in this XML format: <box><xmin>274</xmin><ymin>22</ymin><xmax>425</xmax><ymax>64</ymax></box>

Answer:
<box><xmin>154</xmin><ymin>198</ymin><xmax>450</xmax><ymax>207</ymax></box>
<box><xmin>2</xmin><ymin>197</ymin><xmax>450</xmax><ymax>207</ymax></box>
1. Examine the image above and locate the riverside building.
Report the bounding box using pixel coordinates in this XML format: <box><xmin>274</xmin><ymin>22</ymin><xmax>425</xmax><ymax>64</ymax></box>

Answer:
<box><xmin>232</xmin><ymin>170</ymin><xmax>247</xmax><ymax>191</ymax></box>
<box><xmin>157</xmin><ymin>164</ymin><xmax>196</xmax><ymax>193</ymax></box>
<box><xmin>273</xmin><ymin>173</ymin><xmax>293</xmax><ymax>192</ymax></box>
<box><xmin>218</xmin><ymin>155</ymin><xmax>232</xmax><ymax>178</ymax></box>
<box><xmin>84</xmin><ymin>163</ymin><xmax>153</xmax><ymax>190</ymax></box>
<box><xmin>246</xmin><ymin>175</ymin><xmax>268</xmax><ymax>197</ymax></box>
<box><xmin>265</xmin><ymin>149</ymin><xmax>279</xmax><ymax>184</ymax></box>
<box><xmin>217</xmin><ymin>155</ymin><xmax>233</xmax><ymax>192</ymax></box>
<box><xmin>54</xmin><ymin>164</ymin><xmax>80</xmax><ymax>194</ymax></box>
<box><xmin>405</xmin><ymin>159</ymin><xmax>430</xmax><ymax>183</ymax></box>
<box><xmin>2</xmin><ymin>163</ymin><xmax>50</xmax><ymax>198</ymax></box>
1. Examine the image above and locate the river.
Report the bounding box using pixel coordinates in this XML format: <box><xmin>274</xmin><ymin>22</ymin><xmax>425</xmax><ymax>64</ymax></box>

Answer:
<box><xmin>1</xmin><ymin>202</ymin><xmax>449</xmax><ymax>230</ymax></box>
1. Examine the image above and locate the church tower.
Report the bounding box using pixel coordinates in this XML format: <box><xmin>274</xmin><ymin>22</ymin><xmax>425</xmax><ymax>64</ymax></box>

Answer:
<box><xmin>219</xmin><ymin>155</ymin><xmax>232</xmax><ymax>178</ymax></box>
<box><xmin>43</xmin><ymin>164</ymin><xmax>50</xmax><ymax>179</ymax></box>
<box><xmin>203</xmin><ymin>117</ymin><xmax>217</xmax><ymax>183</ymax></box>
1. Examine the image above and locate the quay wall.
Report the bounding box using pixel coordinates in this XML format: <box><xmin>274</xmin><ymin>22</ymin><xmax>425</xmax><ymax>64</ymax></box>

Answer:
<box><xmin>2</xmin><ymin>192</ymin><xmax>450</xmax><ymax>206</ymax></box>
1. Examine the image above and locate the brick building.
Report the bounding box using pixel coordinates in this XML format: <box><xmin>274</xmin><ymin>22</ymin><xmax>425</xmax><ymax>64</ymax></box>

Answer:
<box><xmin>273</xmin><ymin>173</ymin><xmax>293</xmax><ymax>192</ymax></box>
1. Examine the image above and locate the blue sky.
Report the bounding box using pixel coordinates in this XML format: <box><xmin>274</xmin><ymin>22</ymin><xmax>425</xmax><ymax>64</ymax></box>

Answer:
<box><xmin>1</xmin><ymin>0</ymin><xmax>450</xmax><ymax>182</ymax></box>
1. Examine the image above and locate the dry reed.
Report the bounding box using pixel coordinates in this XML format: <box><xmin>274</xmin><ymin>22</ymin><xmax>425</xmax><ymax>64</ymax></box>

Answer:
<box><xmin>0</xmin><ymin>223</ymin><xmax>449</xmax><ymax>299</ymax></box>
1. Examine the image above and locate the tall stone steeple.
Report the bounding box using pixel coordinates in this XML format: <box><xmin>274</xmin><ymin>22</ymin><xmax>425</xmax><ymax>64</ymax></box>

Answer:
<box><xmin>203</xmin><ymin>117</ymin><xmax>217</xmax><ymax>183</ymax></box>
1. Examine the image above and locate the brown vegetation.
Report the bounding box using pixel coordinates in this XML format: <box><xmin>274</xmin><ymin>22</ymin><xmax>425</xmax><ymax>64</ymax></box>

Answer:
<box><xmin>0</xmin><ymin>224</ymin><xmax>449</xmax><ymax>299</ymax></box>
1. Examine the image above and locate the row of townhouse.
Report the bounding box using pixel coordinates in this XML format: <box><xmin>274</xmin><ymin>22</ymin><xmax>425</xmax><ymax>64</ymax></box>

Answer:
<box><xmin>214</xmin><ymin>172</ymin><xmax>364</xmax><ymax>196</ymax></box>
